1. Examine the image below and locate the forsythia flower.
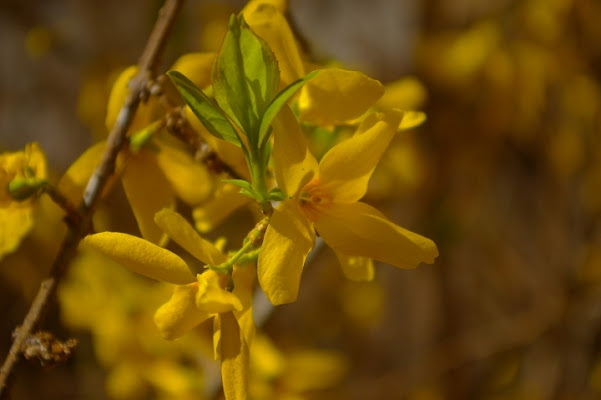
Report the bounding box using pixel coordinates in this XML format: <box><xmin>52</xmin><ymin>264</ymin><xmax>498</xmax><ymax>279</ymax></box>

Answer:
<box><xmin>0</xmin><ymin>143</ymin><xmax>47</xmax><ymax>259</ymax></box>
<box><xmin>82</xmin><ymin>208</ymin><xmax>255</xmax><ymax>398</ymax></box>
<box><xmin>258</xmin><ymin>107</ymin><xmax>439</xmax><ymax>305</ymax></box>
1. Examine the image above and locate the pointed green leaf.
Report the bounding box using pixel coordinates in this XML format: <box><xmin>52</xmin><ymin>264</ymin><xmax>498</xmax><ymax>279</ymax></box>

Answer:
<box><xmin>167</xmin><ymin>70</ymin><xmax>242</xmax><ymax>148</ymax></box>
<box><xmin>258</xmin><ymin>69</ymin><xmax>321</xmax><ymax>145</ymax></box>
<box><xmin>221</xmin><ymin>179</ymin><xmax>253</xmax><ymax>192</ymax></box>
<box><xmin>213</xmin><ymin>14</ymin><xmax>280</xmax><ymax>144</ymax></box>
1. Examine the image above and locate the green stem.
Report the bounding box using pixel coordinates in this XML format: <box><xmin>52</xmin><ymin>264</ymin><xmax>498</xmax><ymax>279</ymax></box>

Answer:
<box><xmin>209</xmin><ymin>239</ymin><xmax>255</xmax><ymax>274</ymax></box>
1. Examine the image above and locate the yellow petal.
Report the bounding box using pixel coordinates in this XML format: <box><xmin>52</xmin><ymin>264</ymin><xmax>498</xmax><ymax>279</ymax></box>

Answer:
<box><xmin>298</xmin><ymin>68</ymin><xmax>384</xmax><ymax>125</ymax></box>
<box><xmin>334</xmin><ymin>252</ymin><xmax>374</xmax><ymax>282</ymax></box>
<box><xmin>121</xmin><ymin>151</ymin><xmax>174</xmax><ymax>245</ymax></box>
<box><xmin>58</xmin><ymin>141</ymin><xmax>111</xmax><ymax>206</ymax></box>
<box><xmin>216</xmin><ymin>312</ymin><xmax>249</xmax><ymax>400</ymax></box>
<box><xmin>398</xmin><ymin>110</ymin><xmax>427</xmax><ymax>131</ymax></box>
<box><xmin>244</xmin><ymin>2</ymin><xmax>304</xmax><ymax>86</ymax></box>
<box><xmin>192</xmin><ymin>183</ymin><xmax>253</xmax><ymax>233</ymax></box>
<box><xmin>155</xmin><ymin>208</ymin><xmax>227</xmax><ymax>266</ymax></box>
<box><xmin>317</xmin><ymin>111</ymin><xmax>402</xmax><ymax>203</ymax></box>
<box><xmin>272</xmin><ymin>106</ymin><xmax>318</xmax><ymax>196</ymax></box>
<box><xmin>83</xmin><ymin>232</ymin><xmax>195</xmax><ymax>284</ymax></box>
<box><xmin>377</xmin><ymin>76</ymin><xmax>428</xmax><ymax>111</ymax></box>
<box><xmin>170</xmin><ymin>52</ymin><xmax>216</xmax><ymax>90</ymax></box>
<box><xmin>242</xmin><ymin>0</ymin><xmax>287</xmax><ymax>15</ymax></box>
<box><xmin>154</xmin><ymin>283</ymin><xmax>211</xmax><ymax>340</ymax></box>
<box><xmin>105</xmin><ymin>66</ymin><xmax>158</xmax><ymax>134</ymax></box>
<box><xmin>196</xmin><ymin>270</ymin><xmax>243</xmax><ymax>313</ymax></box>
<box><xmin>0</xmin><ymin>207</ymin><xmax>33</xmax><ymax>260</ymax></box>
<box><xmin>313</xmin><ymin>201</ymin><xmax>438</xmax><ymax>269</ymax></box>
<box><xmin>258</xmin><ymin>199</ymin><xmax>315</xmax><ymax>305</ymax></box>
<box><xmin>232</xmin><ymin>265</ymin><xmax>256</xmax><ymax>346</ymax></box>
<box><xmin>156</xmin><ymin>144</ymin><xmax>213</xmax><ymax>205</ymax></box>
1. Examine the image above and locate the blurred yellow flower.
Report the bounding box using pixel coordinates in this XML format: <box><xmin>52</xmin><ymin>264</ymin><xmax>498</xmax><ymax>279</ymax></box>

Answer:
<box><xmin>0</xmin><ymin>143</ymin><xmax>47</xmax><ymax>259</ymax></box>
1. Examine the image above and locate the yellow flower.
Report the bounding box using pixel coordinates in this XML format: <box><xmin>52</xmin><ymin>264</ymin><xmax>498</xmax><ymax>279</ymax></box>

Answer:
<box><xmin>0</xmin><ymin>143</ymin><xmax>47</xmax><ymax>259</ymax></box>
<box><xmin>83</xmin><ymin>208</ymin><xmax>254</xmax><ymax>398</ymax></box>
<box><xmin>258</xmin><ymin>107</ymin><xmax>439</xmax><ymax>305</ymax></box>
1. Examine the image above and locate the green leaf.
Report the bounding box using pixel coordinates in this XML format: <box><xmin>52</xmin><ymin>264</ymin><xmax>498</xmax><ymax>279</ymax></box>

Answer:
<box><xmin>258</xmin><ymin>69</ymin><xmax>321</xmax><ymax>145</ymax></box>
<box><xmin>213</xmin><ymin>14</ymin><xmax>280</xmax><ymax>144</ymax></box>
<box><xmin>221</xmin><ymin>179</ymin><xmax>253</xmax><ymax>192</ymax></box>
<box><xmin>167</xmin><ymin>70</ymin><xmax>242</xmax><ymax>148</ymax></box>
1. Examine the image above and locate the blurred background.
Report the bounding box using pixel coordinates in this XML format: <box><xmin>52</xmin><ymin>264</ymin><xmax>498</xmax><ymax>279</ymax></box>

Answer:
<box><xmin>2</xmin><ymin>0</ymin><xmax>601</xmax><ymax>398</ymax></box>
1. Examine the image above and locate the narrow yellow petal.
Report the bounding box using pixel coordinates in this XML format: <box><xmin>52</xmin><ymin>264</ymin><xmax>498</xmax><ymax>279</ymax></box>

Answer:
<box><xmin>155</xmin><ymin>208</ymin><xmax>227</xmax><ymax>266</ymax></box>
<box><xmin>314</xmin><ymin>202</ymin><xmax>438</xmax><ymax>269</ymax></box>
<box><xmin>58</xmin><ymin>142</ymin><xmax>108</xmax><ymax>206</ymax></box>
<box><xmin>318</xmin><ymin>111</ymin><xmax>402</xmax><ymax>203</ymax></box>
<box><xmin>334</xmin><ymin>252</ymin><xmax>374</xmax><ymax>282</ymax></box>
<box><xmin>156</xmin><ymin>144</ymin><xmax>213</xmax><ymax>205</ymax></box>
<box><xmin>298</xmin><ymin>68</ymin><xmax>384</xmax><ymax>125</ymax></box>
<box><xmin>121</xmin><ymin>151</ymin><xmax>174</xmax><ymax>245</ymax></box>
<box><xmin>83</xmin><ymin>232</ymin><xmax>195</xmax><ymax>285</ymax></box>
<box><xmin>258</xmin><ymin>199</ymin><xmax>315</xmax><ymax>305</ymax></box>
<box><xmin>232</xmin><ymin>265</ymin><xmax>256</xmax><ymax>346</ymax></box>
<box><xmin>244</xmin><ymin>2</ymin><xmax>304</xmax><ymax>86</ymax></box>
<box><xmin>196</xmin><ymin>270</ymin><xmax>243</xmax><ymax>313</ymax></box>
<box><xmin>272</xmin><ymin>106</ymin><xmax>318</xmax><ymax>196</ymax></box>
<box><xmin>154</xmin><ymin>283</ymin><xmax>211</xmax><ymax>340</ymax></box>
<box><xmin>170</xmin><ymin>52</ymin><xmax>216</xmax><ymax>90</ymax></box>
<box><xmin>217</xmin><ymin>312</ymin><xmax>249</xmax><ymax>400</ymax></box>
<box><xmin>377</xmin><ymin>76</ymin><xmax>428</xmax><ymax>111</ymax></box>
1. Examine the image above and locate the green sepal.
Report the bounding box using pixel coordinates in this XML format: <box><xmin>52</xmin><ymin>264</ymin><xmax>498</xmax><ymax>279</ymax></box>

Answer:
<box><xmin>129</xmin><ymin>120</ymin><xmax>162</xmax><ymax>153</ymax></box>
<box><xmin>213</xmin><ymin>14</ymin><xmax>280</xmax><ymax>145</ymax></box>
<box><xmin>8</xmin><ymin>177</ymin><xmax>46</xmax><ymax>201</ymax></box>
<box><xmin>258</xmin><ymin>69</ymin><xmax>321</xmax><ymax>146</ymax></box>
<box><xmin>167</xmin><ymin>70</ymin><xmax>243</xmax><ymax>148</ymax></box>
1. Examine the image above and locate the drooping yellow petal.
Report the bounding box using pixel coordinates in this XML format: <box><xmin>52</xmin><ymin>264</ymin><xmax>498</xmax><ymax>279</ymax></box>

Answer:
<box><xmin>83</xmin><ymin>232</ymin><xmax>195</xmax><ymax>285</ymax></box>
<box><xmin>244</xmin><ymin>2</ymin><xmax>304</xmax><ymax>86</ymax></box>
<box><xmin>196</xmin><ymin>270</ymin><xmax>243</xmax><ymax>313</ymax></box>
<box><xmin>0</xmin><ymin>207</ymin><xmax>33</xmax><ymax>260</ymax></box>
<box><xmin>272</xmin><ymin>106</ymin><xmax>318</xmax><ymax>196</ymax></box>
<box><xmin>334</xmin><ymin>252</ymin><xmax>374</xmax><ymax>282</ymax></box>
<box><xmin>216</xmin><ymin>312</ymin><xmax>249</xmax><ymax>400</ymax></box>
<box><xmin>192</xmin><ymin>183</ymin><xmax>253</xmax><ymax>233</ymax></box>
<box><xmin>258</xmin><ymin>199</ymin><xmax>315</xmax><ymax>305</ymax></box>
<box><xmin>232</xmin><ymin>265</ymin><xmax>256</xmax><ymax>346</ymax></box>
<box><xmin>155</xmin><ymin>208</ymin><xmax>227</xmax><ymax>266</ymax></box>
<box><xmin>298</xmin><ymin>68</ymin><xmax>384</xmax><ymax>125</ymax></box>
<box><xmin>313</xmin><ymin>202</ymin><xmax>438</xmax><ymax>269</ymax></box>
<box><xmin>121</xmin><ymin>150</ymin><xmax>174</xmax><ymax>245</ymax></box>
<box><xmin>317</xmin><ymin>111</ymin><xmax>402</xmax><ymax>203</ymax></box>
<box><xmin>170</xmin><ymin>52</ymin><xmax>216</xmax><ymax>90</ymax></box>
<box><xmin>155</xmin><ymin>143</ymin><xmax>213</xmax><ymax>205</ymax></box>
<box><xmin>58</xmin><ymin>141</ymin><xmax>112</xmax><ymax>206</ymax></box>
<box><xmin>154</xmin><ymin>283</ymin><xmax>211</xmax><ymax>340</ymax></box>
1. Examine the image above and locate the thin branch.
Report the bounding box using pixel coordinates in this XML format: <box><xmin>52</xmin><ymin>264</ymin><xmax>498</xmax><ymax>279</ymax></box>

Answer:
<box><xmin>0</xmin><ymin>0</ymin><xmax>185</xmax><ymax>397</ymax></box>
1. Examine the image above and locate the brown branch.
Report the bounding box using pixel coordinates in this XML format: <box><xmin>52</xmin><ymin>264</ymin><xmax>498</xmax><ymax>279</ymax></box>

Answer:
<box><xmin>0</xmin><ymin>0</ymin><xmax>185</xmax><ymax>397</ymax></box>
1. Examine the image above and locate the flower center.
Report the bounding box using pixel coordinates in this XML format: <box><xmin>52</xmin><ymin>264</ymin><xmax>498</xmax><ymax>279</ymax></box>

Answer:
<box><xmin>297</xmin><ymin>178</ymin><xmax>332</xmax><ymax>221</ymax></box>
